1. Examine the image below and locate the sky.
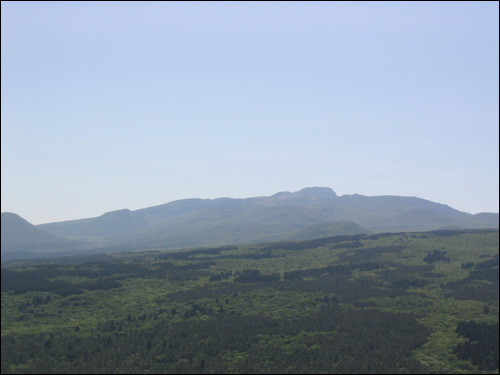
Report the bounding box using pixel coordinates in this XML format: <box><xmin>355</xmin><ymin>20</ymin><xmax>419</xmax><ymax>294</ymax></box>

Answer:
<box><xmin>1</xmin><ymin>1</ymin><xmax>499</xmax><ymax>225</ymax></box>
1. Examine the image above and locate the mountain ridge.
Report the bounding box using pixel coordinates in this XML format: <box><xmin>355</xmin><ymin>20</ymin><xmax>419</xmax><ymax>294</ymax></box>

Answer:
<box><xmin>2</xmin><ymin>187</ymin><xmax>498</xmax><ymax>261</ymax></box>
<box><xmin>33</xmin><ymin>186</ymin><xmax>500</xmax><ymax>245</ymax></box>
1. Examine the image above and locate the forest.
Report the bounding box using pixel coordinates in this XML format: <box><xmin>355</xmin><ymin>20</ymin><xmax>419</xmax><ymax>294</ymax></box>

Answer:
<box><xmin>1</xmin><ymin>228</ymin><xmax>498</xmax><ymax>374</ymax></box>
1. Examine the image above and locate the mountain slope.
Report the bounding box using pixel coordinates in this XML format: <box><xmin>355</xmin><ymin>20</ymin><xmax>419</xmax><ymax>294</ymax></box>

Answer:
<box><xmin>1</xmin><ymin>213</ymin><xmax>90</xmax><ymax>261</ymax></box>
<box><xmin>14</xmin><ymin>186</ymin><xmax>499</xmax><ymax>255</ymax></box>
<box><xmin>287</xmin><ymin>221</ymin><xmax>372</xmax><ymax>240</ymax></box>
<box><xmin>126</xmin><ymin>204</ymin><xmax>341</xmax><ymax>250</ymax></box>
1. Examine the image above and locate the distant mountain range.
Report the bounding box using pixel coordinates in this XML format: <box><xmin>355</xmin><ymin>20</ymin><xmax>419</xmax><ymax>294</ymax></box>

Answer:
<box><xmin>2</xmin><ymin>187</ymin><xmax>498</xmax><ymax>261</ymax></box>
<box><xmin>1</xmin><ymin>212</ymin><xmax>92</xmax><ymax>261</ymax></box>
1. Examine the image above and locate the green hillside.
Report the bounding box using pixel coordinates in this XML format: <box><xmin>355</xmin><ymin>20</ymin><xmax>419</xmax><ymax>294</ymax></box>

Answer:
<box><xmin>2</xmin><ymin>229</ymin><xmax>498</xmax><ymax>374</ymax></box>
<box><xmin>29</xmin><ymin>188</ymin><xmax>499</xmax><ymax>258</ymax></box>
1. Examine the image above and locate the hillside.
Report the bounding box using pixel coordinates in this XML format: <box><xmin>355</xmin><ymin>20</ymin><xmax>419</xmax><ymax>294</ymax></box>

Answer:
<box><xmin>35</xmin><ymin>187</ymin><xmax>498</xmax><ymax>252</ymax></box>
<box><xmin>1</xmin><ymin>213</ymin><xmax>91</xmax><ymax>261</ymax></box>
<box><xmin>2</xmin><ymin>187</ymin><xmax>498</xmax><ymax>261</ymax></box>
<box><xmin>287</xmin><ymin>221</ymin><xmax>372</xmax><ymax>240</ymax></box>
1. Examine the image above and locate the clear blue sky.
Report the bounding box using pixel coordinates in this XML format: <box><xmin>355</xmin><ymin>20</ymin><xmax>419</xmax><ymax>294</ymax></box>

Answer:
<box><xmin>2</xmin><ymin>1</ymin><xmax>499</xmax><ymax>225</ymax></box>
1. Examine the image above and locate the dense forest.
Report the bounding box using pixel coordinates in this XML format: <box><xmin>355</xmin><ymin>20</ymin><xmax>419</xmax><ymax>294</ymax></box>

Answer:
<box><xmin>1</xmin><ymin>229</ymin><xmax>499</xmax><ymax>373</ymax></box>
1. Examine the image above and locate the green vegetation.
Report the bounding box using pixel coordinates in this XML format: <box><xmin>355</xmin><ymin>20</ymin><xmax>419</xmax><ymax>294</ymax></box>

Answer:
<box><xmin>1</xmin><ymin>229</ymin><xmax>498</xmax><ymax>374</ymax></box>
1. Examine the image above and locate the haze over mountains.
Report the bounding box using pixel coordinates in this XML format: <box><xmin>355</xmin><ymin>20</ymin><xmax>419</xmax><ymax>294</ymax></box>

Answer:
<box><xmin>2</xmin><ymin>187</ymin><xmax>498</xmax><ymax>261</ymax></box>
<box><xmin>1</xmin><ymin>212</ymin><xmax>92</xmax><ymax>261</ymax></box>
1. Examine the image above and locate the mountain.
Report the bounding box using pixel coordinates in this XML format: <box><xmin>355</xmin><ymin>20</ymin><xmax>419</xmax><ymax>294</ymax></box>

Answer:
<box><xmin>31</xmin><ymin>187</ymin><xmax>498</xmax><ymax>256</ymax></box>
<box><xmin>287</xmin><ymin>221</ymin><xmax>372</xmax><ymax>240</ymax></box>
<box><xmin>1</xmin><ymin>212</ymin><xmax>91</xmax><ymax>261</ymax></box>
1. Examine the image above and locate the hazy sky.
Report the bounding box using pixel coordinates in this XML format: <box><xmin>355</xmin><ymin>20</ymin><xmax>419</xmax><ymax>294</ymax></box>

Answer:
<box><xmin>2</xmin><ymin>1</ymin><xmax>499</xmax><ymax>225</ymax></box>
